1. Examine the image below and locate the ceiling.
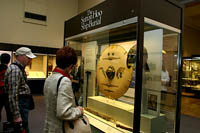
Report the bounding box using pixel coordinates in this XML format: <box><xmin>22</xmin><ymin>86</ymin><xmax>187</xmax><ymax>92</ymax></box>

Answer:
<box><xmin>178</xmin><ymin>0</ymin><xmax>200</xmax><ymax>31</ymax></box>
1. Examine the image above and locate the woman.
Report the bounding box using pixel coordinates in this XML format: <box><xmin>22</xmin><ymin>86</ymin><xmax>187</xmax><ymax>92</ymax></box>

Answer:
<box><xmin>43</xmin><ymin>46</ymin><xmax>83</xmax><ymax>133</ymax></box>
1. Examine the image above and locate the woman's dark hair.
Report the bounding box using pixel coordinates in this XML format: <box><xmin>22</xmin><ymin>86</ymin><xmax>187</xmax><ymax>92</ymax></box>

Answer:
<box><xmin>0</xmin><ymin>53</ymin><xmax>11</xmax><ymax>64</ymax></box>
<box><xmin>56</xmin><ymin>46</ymin><xmax>77</xmax><ymax>69</ymax></box>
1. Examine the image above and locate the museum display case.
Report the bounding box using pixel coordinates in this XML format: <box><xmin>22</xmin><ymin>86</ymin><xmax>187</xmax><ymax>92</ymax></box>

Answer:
<box><xmin>182</xmin><ymin>57</ymin><xmax>200</xmax><ymax>92</ymax></box>
<box><xmin>64</xmin><ymin>0</ymin><xmax>183</xmax><ymax>132</ymax></box>
<box><xmin>47</xmin><ymin>55</ymin><xmax>56</xmax><ymax>76</ymax></box>
<box><xmin>13</xmin><ymin>53</ymin><xmax>48</xmax><ymax>79</ymax></box>
<box><xmin>0</xmin><ymin>44</ymin><xmax>58</xmax><ymax>94</ymax></box>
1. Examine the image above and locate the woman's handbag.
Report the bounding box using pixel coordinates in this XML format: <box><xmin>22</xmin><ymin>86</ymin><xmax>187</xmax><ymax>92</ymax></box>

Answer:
<box><xmin>64</xmin><ymin>115</ymin><xmax>91</xmax><ymax>133</ymax></box>
<box><xmin>57</xmin><ymin>76</ymin><xmax>91</xmax><ymax>133</ymax></box>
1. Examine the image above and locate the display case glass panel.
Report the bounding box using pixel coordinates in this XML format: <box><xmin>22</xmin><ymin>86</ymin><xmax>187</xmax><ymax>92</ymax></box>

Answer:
<box><xmin>13</xmin><ymin>53</ymin><xmax>47</xmax><ymax>79</ymax></box>
<box><xmin>67</xmin><ymin>18</ymin><xmax>137</xmax><ymax>132</ymax></box>
<box><xmin>140</xmin><ymin>18</ymin><xmax>180</xmax><ymax>133</ymax></box>
<box><xmin>47</xmin><ymin>55</ymin><xmax>56</xmax><ymax>76</ymax></box>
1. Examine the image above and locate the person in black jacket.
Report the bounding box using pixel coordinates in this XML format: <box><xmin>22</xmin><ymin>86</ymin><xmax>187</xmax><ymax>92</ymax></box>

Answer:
<box><xmin>0</xmin><ymin>53</ymin><xmax>11</xmax><ymax>122</ymax></box>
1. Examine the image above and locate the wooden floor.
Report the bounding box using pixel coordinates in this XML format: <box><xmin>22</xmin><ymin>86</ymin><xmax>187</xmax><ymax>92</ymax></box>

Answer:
<box><xmin>181</xmin><ymin>93</ymin><xmax>200</xmax><ymax>118</ymax></box>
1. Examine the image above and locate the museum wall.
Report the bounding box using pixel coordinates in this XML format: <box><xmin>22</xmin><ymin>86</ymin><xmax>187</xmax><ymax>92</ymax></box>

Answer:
<box><xmin>0</xmin><ymin>0</ymin><xmax>78</xmax><ymax>48</ymax></box>
<box><xmin>78</xmin><ymin>0</ymin><xmax>104</xmax><ymax>13</ymax></box>
<box><xmin>183</xmin><ymin>26</ymin><xmax>200</xmax><ymax>57</ymax></box>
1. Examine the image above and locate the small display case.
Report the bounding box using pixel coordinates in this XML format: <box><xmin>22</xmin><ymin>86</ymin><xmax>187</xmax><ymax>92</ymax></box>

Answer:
<box><xmin>182</xmin><ymin>57</ymin><xmax>200</xmax><ymax>93</ymax></box>
<box><xmin>47</xmin><ymin>55</ymin><xmax>56</xmax><ymax>76</ymax></box>
<box><xmin>13</xmin><ymin>53</ymin><xmax>48</xmax><ymax>79</ymax></box>
<box><xmin>0</xmin><ymin>44</ymin><xmax>58</xmax><ymax>94</ymax></box>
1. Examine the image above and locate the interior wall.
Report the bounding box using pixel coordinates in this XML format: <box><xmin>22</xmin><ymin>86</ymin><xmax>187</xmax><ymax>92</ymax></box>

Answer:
<box><xmin>78</xmin><ymin>0</ymin><xmax>104</xmax><ymax>13</ymax></box>
<box><xmin>183</xmin><ymin>26</ymin><xmax>200</xmax><ymax>57</ymax></box>
<box><xmin>0</xmin><ymin>0</ymin><xmax>78</xmax><ymax>48</ymax></box>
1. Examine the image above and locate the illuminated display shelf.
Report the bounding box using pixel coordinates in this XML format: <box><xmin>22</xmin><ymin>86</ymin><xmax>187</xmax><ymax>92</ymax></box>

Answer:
<box><xmin>182</xmin><ymin>58</ymin><xmax>200</xmax><ymax>92</ymax></box>
<box><xmin>13</xmin><ymin>53</ymin><xmax>47</xmax><ymax>79</ymax></box>
<box><xmin>13</xmin><ymin>53</ymin><xmax>57</xmax><ymax>79</ymax></box>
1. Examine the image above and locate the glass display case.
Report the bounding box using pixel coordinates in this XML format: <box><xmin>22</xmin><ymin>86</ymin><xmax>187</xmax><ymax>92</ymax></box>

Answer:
<box><xmin>0</xmin><ymin>44</ymin><xmax>58</xmax><ymax>94</ymax></box>
<box><xmin>47</xmin><ymin>55</ymin><xmax>56</xmax><ymax>76</ymax></box>
<box><xmin>13</xmin><ymin>53</ymin><xmax>47</xmax><ymax>79</ymax></box>
<box><xmin>66</xmin><ymin>20</ymin><xmax>180</xmax><ymax>133</ymax></box>
<box><xmin>64</xmin><ymin>0</ymin><xmax>183</xmax><ymax>132</ymax></box>
<box><xmin>182</xmin><ymin>57</ymin><xmax>200</xmax><ymax>93</ymax></box>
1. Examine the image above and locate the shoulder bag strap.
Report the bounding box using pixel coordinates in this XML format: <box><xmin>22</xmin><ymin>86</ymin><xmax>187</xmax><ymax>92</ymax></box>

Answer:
<box><xmin>12</xmin><ymin>63</ymin><xmax>27</xmax><ymax>83</ymax></box>
<box><xmin>56</xmin><ymin>76</ymin><xmax>64</xmax><ymax>95</ymax></box>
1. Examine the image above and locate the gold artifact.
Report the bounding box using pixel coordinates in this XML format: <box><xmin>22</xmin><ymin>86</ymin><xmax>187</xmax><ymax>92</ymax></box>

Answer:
<box><xmin>97</xmin><ymin>45</ymin><xmax>133</xmax><ymax>99</ymax></box>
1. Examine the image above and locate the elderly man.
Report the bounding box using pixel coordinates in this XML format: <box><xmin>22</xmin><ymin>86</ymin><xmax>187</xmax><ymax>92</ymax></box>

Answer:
<box><xmin>4</xmin><ymin>47</ymin><xmax>36</xmax><ymax>133</ymax></box>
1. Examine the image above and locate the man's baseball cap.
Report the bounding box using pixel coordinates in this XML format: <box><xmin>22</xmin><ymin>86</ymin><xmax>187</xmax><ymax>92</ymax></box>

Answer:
<box><xmin>16</xmin><ymin>47</ymin><xmax>36</xmax><ymax>59</ymax></box>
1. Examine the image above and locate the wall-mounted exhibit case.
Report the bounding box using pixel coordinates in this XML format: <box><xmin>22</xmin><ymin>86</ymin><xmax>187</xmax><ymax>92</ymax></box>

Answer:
<box><xmin>47</xmin><ymin>55</ymin><xmax>56</xmax><ymax>76</ymax></box>
<box><xmin>182</xmin><ymin>57</ymin><xmax>200</xmax><ymax>96</ymax></box>
<box><xmin>0</xmin><ymin>43</ymin><xmax>58</xmax><ymax>94</ymax></box>
<box><xmin>64</xmin><ymin>0</ymin><xmax>183</xmax><ymax>132</ymax></box>
<box><xmin>13</xmin><ymin>53</ymin><xmax>48</xmax><ymax>79</ymax></box>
